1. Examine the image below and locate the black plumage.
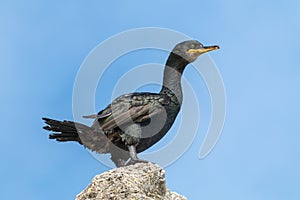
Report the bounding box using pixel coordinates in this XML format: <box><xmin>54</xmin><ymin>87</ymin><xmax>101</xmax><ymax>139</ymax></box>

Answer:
<box><xmin>43</xmin><ymin>40</ymin><xmax>219</xmax><ymax>167</ymax></box>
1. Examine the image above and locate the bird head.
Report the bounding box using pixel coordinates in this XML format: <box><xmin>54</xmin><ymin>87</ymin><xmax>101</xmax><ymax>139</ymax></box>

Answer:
<box><xmin>172</xmin><ymin>40</ymin><xmax>219</xmax><ymax>63</ymax></box>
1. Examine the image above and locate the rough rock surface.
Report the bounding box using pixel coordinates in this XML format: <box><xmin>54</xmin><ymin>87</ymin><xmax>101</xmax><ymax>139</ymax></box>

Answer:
<box><xmin>76</xmin><ymin>162</ymin><xmax>187</xmax><ymax>200</ymax></box>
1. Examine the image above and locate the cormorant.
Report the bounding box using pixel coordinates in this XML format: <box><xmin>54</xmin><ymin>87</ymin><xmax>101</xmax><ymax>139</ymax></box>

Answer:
<box><xmin>42</xmin><ymin>40</ymin><xmax>219</xmax><ymax>167</ymax></box>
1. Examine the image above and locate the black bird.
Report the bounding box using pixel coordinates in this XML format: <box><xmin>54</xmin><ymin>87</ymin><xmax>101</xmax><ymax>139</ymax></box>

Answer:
<box><xmin>43</xmin><ymin>40</ymin><xmax>219</xmax><ymax>167</ymax></box>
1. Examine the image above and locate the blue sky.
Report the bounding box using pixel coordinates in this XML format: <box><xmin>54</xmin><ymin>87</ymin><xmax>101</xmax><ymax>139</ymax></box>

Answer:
<box><xmin>1</xmin><ymin>1</ymin><xmax>300</xmax><ymax>199</ymax></box>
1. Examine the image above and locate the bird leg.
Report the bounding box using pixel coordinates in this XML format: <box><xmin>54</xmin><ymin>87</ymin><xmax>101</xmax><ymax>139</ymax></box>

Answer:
<box><xmin>126</xmin><ymin>145</ymin><xmax>148</xmax><ymax>166</ymax></box>
<box><xmin>121</xmin><ymin>124</ymin><xmax>148</xmax><ymax>166</ymax></box>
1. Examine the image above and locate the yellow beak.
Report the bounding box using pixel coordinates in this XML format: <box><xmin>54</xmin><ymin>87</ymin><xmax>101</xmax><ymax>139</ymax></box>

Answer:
<box><xmin>188</xmin><ymin>45</ymin><xmax>220</xmax><ymax>54</ymax></box>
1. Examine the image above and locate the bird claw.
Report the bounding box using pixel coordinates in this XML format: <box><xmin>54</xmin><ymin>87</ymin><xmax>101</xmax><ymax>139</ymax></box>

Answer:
<box><xmin>125</xmin><ymin>158</ymin><xmax>149</xmax><ymax>166</ymax></box>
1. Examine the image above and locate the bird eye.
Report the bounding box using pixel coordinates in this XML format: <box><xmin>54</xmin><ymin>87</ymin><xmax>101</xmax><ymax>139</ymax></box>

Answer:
<box><xmin>190</xmin><ymin>44</ymin><xmax>195</xmax><ymax>49</ymax></box>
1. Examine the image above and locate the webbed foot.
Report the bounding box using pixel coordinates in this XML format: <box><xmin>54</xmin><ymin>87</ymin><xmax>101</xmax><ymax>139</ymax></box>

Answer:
<box><xmin>125</xmin><ymin>158</ymin><xmax>148</xmax><ymax>166</ymax></box>
<box><xmin>126</xmin><ymin>145</ymin><xmax>149</xmax><ymax>166</ymax></box>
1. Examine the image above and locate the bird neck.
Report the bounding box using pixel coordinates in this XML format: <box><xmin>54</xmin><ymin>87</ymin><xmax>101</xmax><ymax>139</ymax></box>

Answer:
<box><xmin>160</xmin><ymin>53</ymin><xmax>189</xmax><ymax>105</ymax></box>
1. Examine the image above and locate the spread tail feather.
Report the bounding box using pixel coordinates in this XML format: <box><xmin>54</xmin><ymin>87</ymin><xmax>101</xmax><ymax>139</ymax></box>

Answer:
<box><xmin>43</xmin><ymin>117</ymin><xmax>86</xmax><ymax>144</ymax></box>
<box><xmin>42</xmin><ymin>117</ymin><xmax>110</xmax><ymax>153</ymax></box>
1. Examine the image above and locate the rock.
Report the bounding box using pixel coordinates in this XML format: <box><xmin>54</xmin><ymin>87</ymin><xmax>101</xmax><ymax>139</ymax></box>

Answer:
<box><xmin>76</xmin><ymin>162</ymin><xmax>187</xmax><ymax>200</ymax></box>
